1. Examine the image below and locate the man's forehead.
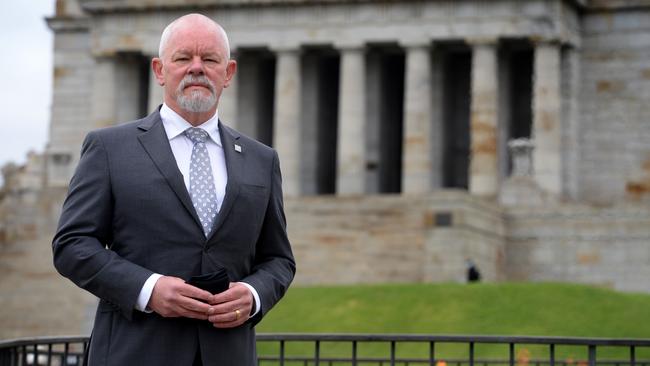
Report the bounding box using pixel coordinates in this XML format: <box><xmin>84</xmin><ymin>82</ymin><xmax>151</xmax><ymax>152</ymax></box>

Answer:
<box><xmin>166</xmin><ymin>31</ymin><xmax>224</xmax><ymax>53</ymax></box>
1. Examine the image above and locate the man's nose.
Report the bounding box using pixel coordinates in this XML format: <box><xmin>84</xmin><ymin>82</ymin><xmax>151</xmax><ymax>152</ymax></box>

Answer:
<box><xmin>187</xmin><ymin>56</ymin><xmax>204</xmax><ymax>74</ymax></box>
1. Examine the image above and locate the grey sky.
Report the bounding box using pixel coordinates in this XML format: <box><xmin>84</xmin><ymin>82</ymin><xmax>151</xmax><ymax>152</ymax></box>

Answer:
<box><xmin>1</xmin><ymin>2</ymin><xmax>54</xmax><ymax>179</ymax></box>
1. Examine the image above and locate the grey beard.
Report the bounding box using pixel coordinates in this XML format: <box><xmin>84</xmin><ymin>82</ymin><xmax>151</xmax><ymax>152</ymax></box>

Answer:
<box><xmin>177</xmin><ymin>89</ymin><xmax>217</xmax><ymax>113</ymax></box>
<box><xmin>175</xmin><ymin>75</ymin><xmax>218</xmax><ymax>113</ymax></box>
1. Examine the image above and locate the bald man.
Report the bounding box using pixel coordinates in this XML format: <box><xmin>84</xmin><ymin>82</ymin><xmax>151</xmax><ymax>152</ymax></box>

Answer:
<box><xmin>53</xmin><ymin>14</ymin><xmax>295</xmax><ymax>366</ymax></box>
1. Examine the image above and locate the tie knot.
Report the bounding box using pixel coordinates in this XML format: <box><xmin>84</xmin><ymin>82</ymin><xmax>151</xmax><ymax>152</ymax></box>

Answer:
<box><xmin>184</xmin><ymin>127</ymin><xmax>209</xmax><ymax>144</ymax></box>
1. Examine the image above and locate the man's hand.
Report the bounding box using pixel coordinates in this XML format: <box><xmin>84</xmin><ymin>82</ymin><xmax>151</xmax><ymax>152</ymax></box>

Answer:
<box><xmin>207</xmin><ymin>282</ymin><xmax>254</xmax><ymax>328</ymax></box>
<box><xmin>148</xmin><ymin>276</ymin><xmax>212</xmax><ymax>319</ymax></box>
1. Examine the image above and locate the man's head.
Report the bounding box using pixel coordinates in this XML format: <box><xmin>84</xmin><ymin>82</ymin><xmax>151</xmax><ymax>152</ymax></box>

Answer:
<box><xmin>152</xmin><ymin>14</ymin><xmax>237</xmax><ymax>124</ymax></box>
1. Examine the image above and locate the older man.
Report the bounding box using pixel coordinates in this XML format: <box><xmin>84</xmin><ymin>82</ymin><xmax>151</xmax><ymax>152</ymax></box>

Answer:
<box><xmin>52</xmin><ymin>14</ymin><xmax>295</xmax><ymax>366</ymax></box>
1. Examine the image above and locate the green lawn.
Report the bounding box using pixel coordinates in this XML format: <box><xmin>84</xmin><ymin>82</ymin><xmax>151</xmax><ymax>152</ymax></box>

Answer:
<box><xmin>255</xmin><ymin>282</ymin><xmax>650</xmax><ymax>361</ymax></box>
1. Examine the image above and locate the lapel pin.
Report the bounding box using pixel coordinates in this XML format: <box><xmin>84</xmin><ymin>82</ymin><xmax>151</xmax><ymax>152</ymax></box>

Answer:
<box><xmin>234</xmin><ymin>144</ymin><xmax>242</xmax><ymax>153</ymax></box>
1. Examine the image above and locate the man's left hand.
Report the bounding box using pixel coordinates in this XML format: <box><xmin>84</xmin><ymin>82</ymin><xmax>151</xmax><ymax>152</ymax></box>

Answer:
<box><xmin>207</xmin><ymin>282</ymin><xmax>253</xmax><ymax>328</ymax></box>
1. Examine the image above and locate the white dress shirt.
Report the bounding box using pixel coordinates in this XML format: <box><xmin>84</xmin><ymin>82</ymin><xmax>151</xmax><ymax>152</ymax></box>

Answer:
<box><xmin>135</xmin><ymin>104</ymin><xmax>261</xmax><ymax>316</ymax></box>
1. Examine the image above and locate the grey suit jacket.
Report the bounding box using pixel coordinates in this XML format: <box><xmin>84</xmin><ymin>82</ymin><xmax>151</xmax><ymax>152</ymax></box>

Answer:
<box><xmin>52</xmin><ymin>109</ymin><xmax>296</xmax><ymax>366</ymax></box>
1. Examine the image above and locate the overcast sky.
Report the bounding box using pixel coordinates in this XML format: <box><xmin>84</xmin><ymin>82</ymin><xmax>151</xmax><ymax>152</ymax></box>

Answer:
<box><xmin>1</xmin><ymin>2</ymin><xmax>54</xmax><ymax>180</ymax></box>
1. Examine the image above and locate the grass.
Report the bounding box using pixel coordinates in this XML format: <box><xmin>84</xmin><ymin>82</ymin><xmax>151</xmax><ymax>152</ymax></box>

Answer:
<box><xmin>255</xmin><ymin>282</ymin><xmax>650</xmax><ymax>360</ymax></box>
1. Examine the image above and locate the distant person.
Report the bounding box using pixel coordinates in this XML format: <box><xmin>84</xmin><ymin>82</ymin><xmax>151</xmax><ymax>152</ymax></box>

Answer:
<box><xmin>52</xmin><ymin>13</ymin><xmax>295</xmax><ymax>366</ymax></box>
<box><xmin>466</xmin><ymin>259</ymin><xmax>481</xmax><ymax>283</ymax></box>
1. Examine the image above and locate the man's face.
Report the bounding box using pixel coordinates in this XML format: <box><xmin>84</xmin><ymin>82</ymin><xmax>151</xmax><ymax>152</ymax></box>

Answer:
<box><xmin>152</xmin><ymin>21</ymin><xmax>236</xmax><ymax>117</ymax></box>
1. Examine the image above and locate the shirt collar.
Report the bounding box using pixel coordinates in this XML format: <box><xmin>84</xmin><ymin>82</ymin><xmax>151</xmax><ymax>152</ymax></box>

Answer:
<box><xmin>160</xmin><ymin>103</ymin><xmax>222</xmax><ymax>147</ymax></box>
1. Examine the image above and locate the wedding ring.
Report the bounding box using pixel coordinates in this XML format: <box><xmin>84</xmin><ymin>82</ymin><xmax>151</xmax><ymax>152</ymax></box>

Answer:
<box><xmin>235</xmin><ymin>309</ymin><xmax>241</xmax><ymax>320</ymax></box>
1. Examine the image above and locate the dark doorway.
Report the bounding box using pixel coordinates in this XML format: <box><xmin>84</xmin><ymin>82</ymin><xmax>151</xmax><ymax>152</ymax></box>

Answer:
<box><xmin>301</xmin><ymin>47</ymin><xmax>340</xmax><ymax>195</ymax></box>
<box><xmin>441</xmin><ymin>44</ymin><xmax>471</xmax><ymax>189</ymax></box>
<box><xmin>366</xmin><ymin>45</ymin><xmax>405</xmax><ymax>194</ymax></box>
<box><xmin>235</xmin><ymin>49</ymin><xmax>276</xmax><ymax>146</ymax></box>
<box><xmin>115</xmin><ymin>52</ymin><xmax>150</xmax><ymax>121</ymax></box>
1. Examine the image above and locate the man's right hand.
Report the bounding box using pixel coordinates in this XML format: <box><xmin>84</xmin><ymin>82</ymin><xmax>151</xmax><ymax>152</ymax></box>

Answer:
<box><xmin>148</xmin><ymin>276</ymin><xmax>212</xmax><ymax>320</ymax></box>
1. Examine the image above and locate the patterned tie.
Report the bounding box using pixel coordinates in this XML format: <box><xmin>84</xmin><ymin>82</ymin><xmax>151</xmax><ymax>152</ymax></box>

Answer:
<box><xmin>184</xmin><ymin>127</ymin><xmax>218</xmax><ymax>237</ymax></box>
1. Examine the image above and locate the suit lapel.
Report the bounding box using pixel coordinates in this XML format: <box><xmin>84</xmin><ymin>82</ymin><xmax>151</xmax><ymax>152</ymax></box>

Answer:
<box><xmin>208</xmin><ymin>121</ymin><xmax>242</xmax><ymax>241</ymax></box>
<box><xmin>136</xmin><ymin>111</ymin><xmax>204</xmax><ymax>233</ymax></box>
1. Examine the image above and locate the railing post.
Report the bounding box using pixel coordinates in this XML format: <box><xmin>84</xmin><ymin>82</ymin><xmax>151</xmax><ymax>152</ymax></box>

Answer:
<box><xmin>47</xmin><ymin>343</ymin><xmax>53</xmax><ymax>366</ymax></box>
<box><xmin>630</xmin><ymin>346</ymin><xmax>636</xmax><ymax>366</ymax></box>
<box><xmin>279</xmin><ymin>340</ymin><xmax>285</xmax><ymax>366</ymax></box>
<box><xmin>63</xmin><ymin>342</ymin><xmax>70</xmax><ymax>366</ymax></box>
<box><xmin>550</xmin><ymin>344</ymin><xmax>556</xmax><ymax>366</ymax></box>
<box><xmin>82</xmin><ymin>340</ymin><xmax>88</xmax><ymax>365</ymax></box>
<box><xmin>588</xmin><ymin>345</ymin><xmax>596</xmax><ymax>366</ymax></box>
<box><xmin>33</xmin><ymin>343</ymin><xmax>39</xmax><ymax>365</ymax></box>
<box><xmin>429</xmin><ymin>341</ymin><xmax>435</xmax><ymax>366</ymax></box>
<box><xmin>510</xmin><ymin>343</ymin><xmax>515</xmax><ymax>366</ymax></box>
<box><xmin>315</xmin><ymin>340</ymin><xmax>320</xmax><ymax>366</ymax></box>
<box><xmin>469</xmin><ymin>342</ymin><xmax>475</xmax><ymax>366</ymax></box>
<box><xmin>390</xmin><ymin>341</ymin><xmax>396</xmax><ymax>366</ymax></box>
<box><xmin>352</xmin><ymin>340</ymin><xmax>357</xmax><ymax>366</ymax></box>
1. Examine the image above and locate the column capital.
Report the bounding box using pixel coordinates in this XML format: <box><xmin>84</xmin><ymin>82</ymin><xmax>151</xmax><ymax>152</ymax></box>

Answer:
<box><xmin>399</xmin><ymin>39</ymin><xmax>432</xmax><ymax>50</ymax></box>
<box><xmin>333</xmin><ymin>41</ymin><xmax>366</xmax><ymax>51</ymax></box>
<box><xmin>465</xmin><ymin>37</ymin><xmax>499</xmax><ymax>47</ymax></box>
<box><xmin>91</xmin><ymin>52</ymin><xmax>117</xmax><ymax>60</ymax></box>
<box><xmin>529</xmin><ymin>36</ymin><xmax>563</xmax><ymax>46</ymax></box>
<box><xmin>269</xmin><ymin>43</ymin><xmax>302</xmax><ymax>54</ymax></box>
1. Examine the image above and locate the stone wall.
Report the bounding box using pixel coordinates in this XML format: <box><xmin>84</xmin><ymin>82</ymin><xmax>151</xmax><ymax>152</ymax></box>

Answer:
<box><xmin>505</xmin><ymin>203</ymin><xmax>650</xmax><ymax>293</ymax></box>
<box><xmin>0</xmin><ymin>153</ymin><xmax>46</xmax><ymax>244</ymax></box>
<box><xmin>287</xmin><ymin>192</ymin><xmax>505</xmax><ymax>286</ymax></box>
<box><xmin>0</xmin><ymin>156</ymin><xmax>96</xmax><ymax>340</ymax></box>
<box><xmin>578</xmin><ymin>7</ymin><xmax>650</xmax><ymax>204</ymax></box>
<box><xmin>0</xmin><ymin>234</ymin><xmax>96</xmax><ymax>340</ymax></box>
<box><xmin>288</xmin><ymin>191</ymin><xmax>650</xmax><ymax>294</ymax></box>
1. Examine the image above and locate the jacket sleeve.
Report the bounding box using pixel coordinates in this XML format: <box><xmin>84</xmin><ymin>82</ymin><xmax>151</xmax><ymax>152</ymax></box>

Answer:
<box><xmin>242</xmin><ymin>150</ymin><xmax>296</xmax><ymax>325</ymax></box>
<box><xmin>52</xmin><ymin>131</ymin><xmax>153</xmax><ymax>321</ymax></box>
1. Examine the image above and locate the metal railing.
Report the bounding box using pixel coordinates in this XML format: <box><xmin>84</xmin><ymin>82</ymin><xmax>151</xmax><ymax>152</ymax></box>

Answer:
<box><xmin>0</xmin><ymin>334</ymin><xmax>648</xmax><ymax>366</ymax></box>
<box><xmin>0</xmin><ymin>336</ymin><xmax>87</xmax><ymax>366</ymax></box>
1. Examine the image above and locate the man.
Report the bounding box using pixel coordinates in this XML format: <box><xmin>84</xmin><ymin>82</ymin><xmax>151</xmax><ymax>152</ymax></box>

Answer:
<box><xmin>52</xmin><ymin>14</ymin><xmax>295</xmax><ymax>366</ymax></box>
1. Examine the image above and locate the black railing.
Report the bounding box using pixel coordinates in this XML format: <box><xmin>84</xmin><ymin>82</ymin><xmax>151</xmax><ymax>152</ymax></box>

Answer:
<box><xmin>0</xmin><ymin>334</ymin><xmax>648</xmax><ymax>366</ymax></box>
<box><xmin>0</xmin><ymin>336</ymin><xmax>87</xmax><ymax>366</ymax></box>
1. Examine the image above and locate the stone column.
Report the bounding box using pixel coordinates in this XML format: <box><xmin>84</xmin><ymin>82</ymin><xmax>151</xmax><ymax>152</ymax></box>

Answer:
<box><xmin>402</xmin><ymin>42</ymin><xmax>433</xmax><ymax>194</ymax></box>
<box><xmin>272</xmin><ymin>48</ymin><xmax>302</xmax><ymax>196</ymax></box>
<box><xmin>469</xmin><ymin>40</ymin><xmax>499</xmax><ymax>197</ymax></box>
<box><xmin>147</xmin><ymin>58</ymin><xmax>164</xmax><ymax>114</ymax></box>
<box><xmin>336</xmin><ymin>45</ymin><xmax>367</xmax><ymax>195</ymax></box>
<box><xmin>533</xmin><ymin>41</ymin><xmax>562</xmax><ymax>195</ymax></box>
<box><xmin>91</xmin><ymin>56</ymin><xmax>117</xmax><ymax>128</ymax></box>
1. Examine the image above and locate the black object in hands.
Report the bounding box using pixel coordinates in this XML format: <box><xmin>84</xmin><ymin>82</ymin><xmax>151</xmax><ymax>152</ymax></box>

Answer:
<box><xmin>186</xmin><ymin>268</ymin><xmax>230</xmax><ymax>295</ymax></box>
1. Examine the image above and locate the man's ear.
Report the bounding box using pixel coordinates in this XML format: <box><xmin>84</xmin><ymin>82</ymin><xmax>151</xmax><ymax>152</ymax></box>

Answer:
<box><xmin>152</xmin><ymin>58</ymin><xmax>165</xmax><ymax>86</ymax></box>
<box><xmin>224</xmin><ymin>60</ymin><xmax>237</xmax><ymax>88</ymax></box>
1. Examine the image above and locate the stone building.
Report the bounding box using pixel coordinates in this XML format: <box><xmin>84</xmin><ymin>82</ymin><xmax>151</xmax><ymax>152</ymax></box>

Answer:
<box><xmin>1</xmin><ymin>0</ymin><xmax>649</xmax><ymax>338</ymax></box>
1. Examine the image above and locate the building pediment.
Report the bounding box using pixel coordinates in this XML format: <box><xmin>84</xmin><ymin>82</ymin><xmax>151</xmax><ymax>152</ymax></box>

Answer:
<box><xmin>78</xmin><ymin>0</ymin><xmax>377</xmax><ymax>13</ymax></box>
<box><xmin>76</xmin><ymin>0</ymin><xmax>601</xmax><ymax>13</ymax></box>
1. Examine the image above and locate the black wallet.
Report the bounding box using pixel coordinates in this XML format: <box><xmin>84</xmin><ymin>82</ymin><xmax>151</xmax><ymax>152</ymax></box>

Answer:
<box><xmin>186</xmin><ymin>268</ymin><xmax>230</xmax><ymax>295</ymax></box>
